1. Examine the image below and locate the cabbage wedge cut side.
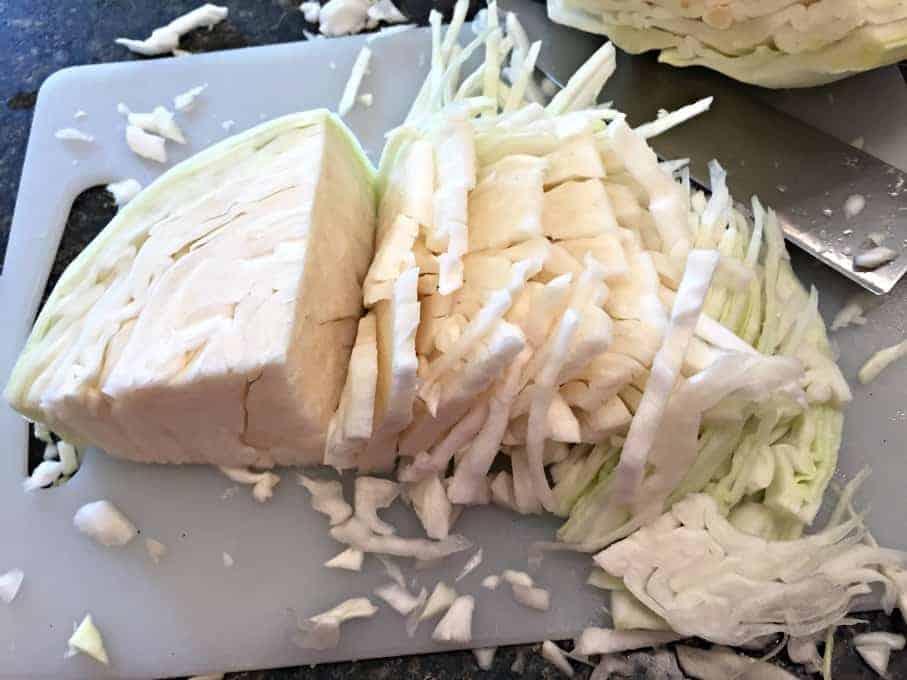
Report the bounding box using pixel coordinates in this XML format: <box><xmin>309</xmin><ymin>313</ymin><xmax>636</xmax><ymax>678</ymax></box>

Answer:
<box><xmin>5</xmin><ymin>110</ymin><xmax>377</xmax><ymax>468</ymax></box>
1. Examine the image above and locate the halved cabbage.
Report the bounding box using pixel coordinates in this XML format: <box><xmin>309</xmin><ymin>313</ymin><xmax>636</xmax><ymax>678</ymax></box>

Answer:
<box><xmin>548</xmin><ymin>0</ymin><xmax>907</xmax><ymax>87</ymax></box>
<box><xmin>6</xmin><ymin>111</ymin><xmax>376</xmax><ymax>467</ymax></box>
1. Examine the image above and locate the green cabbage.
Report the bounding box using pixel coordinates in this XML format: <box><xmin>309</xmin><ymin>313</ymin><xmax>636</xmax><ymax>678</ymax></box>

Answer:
<box><xmin>548</xmin><ymin>0</ymin><xmax>907</xmax><ymax>87</ymax></box>
<box><xmin>557</xmin><ymin>166</ymin><xmax>848</xmax><ymax>548</ymax></box>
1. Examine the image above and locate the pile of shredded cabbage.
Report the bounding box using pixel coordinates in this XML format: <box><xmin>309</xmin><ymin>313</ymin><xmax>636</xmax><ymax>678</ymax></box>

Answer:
<box><xmin>546</xmin><ymin>0</ymin><xmax>907</xmax><ymax>87</ymax></box>
<box><xmin>306</xmin><ymin>0</ymin><xmax>902</xmax><ymax>652</ymax></box>
<box><xmin>325</xmin><ymin>0</ymin><xmax>851</xmax><ymax>551</ymax></box>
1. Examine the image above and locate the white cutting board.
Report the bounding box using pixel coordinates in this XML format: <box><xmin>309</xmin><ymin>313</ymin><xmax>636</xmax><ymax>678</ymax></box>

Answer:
<box><xmin>2</xmin><ymin>28</ymin><xmax>907</xmax><ymax>680</ymax></box>
<box><xmin>0</xmin><ymin>31</ymin><xmax>604</xmax><ymax>680</ymax></box>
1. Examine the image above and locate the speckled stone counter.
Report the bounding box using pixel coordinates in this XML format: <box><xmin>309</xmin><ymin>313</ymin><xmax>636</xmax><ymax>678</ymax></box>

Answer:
<box><xmin>1</xmin><ymin>2</ymin><xmax>905</xmax><ymax>678</ymax></box>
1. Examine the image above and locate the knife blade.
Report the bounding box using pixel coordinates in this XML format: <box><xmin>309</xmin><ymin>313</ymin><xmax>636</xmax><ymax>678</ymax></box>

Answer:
<box><xmin>497</xmin><ymin>0</ymin><xmax>907</xmax><ymax>295</ymax></box>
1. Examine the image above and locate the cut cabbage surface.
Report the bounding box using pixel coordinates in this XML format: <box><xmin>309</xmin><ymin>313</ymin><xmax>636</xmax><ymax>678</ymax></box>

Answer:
<box><xmin>547</xmin><ymin>0</ymin><xmax>907</xmax><ymax>87</ymax></box>
<box><xmin>6</xmin><ymin>111</ymin><xmax>376</xmax><ymax>468</ymax></box>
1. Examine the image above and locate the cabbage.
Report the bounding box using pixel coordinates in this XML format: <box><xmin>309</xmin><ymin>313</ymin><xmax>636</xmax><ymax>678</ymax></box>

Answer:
<box><xmin>558</xmin><ymin>164</ymin><xmax>847</xmax><ymax>548</ymax></box>
<box><xmin>295</xmin><ymin>597</ymin><xmax>378</xmax><ymax>650</ymax></box>
<box><xmin>595</xmin><ymin>492</ymin><xmax>906</xmax><ymax>646</ymax></box>
<box><xmin>6</xmin><ymin>111</ymin><xmax>376</xmax><ymax>468</ymax></box>
<box><xmin>432</xmin><ymin>594</ymin><xmax>475</xmax><ymax>643</ymax></box>
<box><xmin>68</xmin><ymin>614</ymin><xmax>110</xmax><ymax>665</ymax></box>
<box><xmin>548</xmin><ymin>0</ymin><xmax>907</xmax><ymax>87</ymax></box>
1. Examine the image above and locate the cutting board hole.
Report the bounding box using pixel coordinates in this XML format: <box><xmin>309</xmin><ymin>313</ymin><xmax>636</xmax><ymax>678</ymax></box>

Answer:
<box><xmin>28</xmin><ymin>425</ymin><xmax>83</xmax><ymax>487</ymax></box>
<box><xmin>25</xmin><ymin>186</ymin><xmax>117</xmax><ymax>479</ymax></box>
<box><xmin>34</xmin><ymin>186</ymin><xmax>117</xmax><ymax>319</ymax></box>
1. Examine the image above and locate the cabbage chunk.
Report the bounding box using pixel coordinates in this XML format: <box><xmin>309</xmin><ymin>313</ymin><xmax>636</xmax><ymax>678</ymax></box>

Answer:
<box><xmin>6</xmin><ymin>111</ymin><xmax>376</xmax><ymax>467</ymax></box>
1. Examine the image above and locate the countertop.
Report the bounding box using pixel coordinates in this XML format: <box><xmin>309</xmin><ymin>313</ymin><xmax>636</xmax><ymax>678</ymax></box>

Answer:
<box><xmin>0</xmin><ymin>1</ymin><xmax>905</xmax><ymax>678</ymax></box>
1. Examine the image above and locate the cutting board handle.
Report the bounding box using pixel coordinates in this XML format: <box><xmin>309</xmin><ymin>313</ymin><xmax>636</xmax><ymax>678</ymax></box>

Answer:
<box><xmin>0</xmin><ymin>68</ymin><xmax>122</xmax><ymax>485</ymax></box>
<box><xmin>0</xmin><ymin>68</ymin><xmax>121</xmax><ymax>367</ymax></box>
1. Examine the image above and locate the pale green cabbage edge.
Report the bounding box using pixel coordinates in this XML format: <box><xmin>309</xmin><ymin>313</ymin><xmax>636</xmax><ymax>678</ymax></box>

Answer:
<box><xmin>556</xmin><ymin>194</ymin><xmax>843</xmax><ymax>545</ymax></box>
<box><xmin>548</xmin><ymin>0</ymin><xmax>907</xmax><ymax>87</ymax></box>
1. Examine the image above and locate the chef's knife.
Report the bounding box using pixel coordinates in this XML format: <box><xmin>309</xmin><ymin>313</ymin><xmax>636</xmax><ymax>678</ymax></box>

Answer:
<box><xmin>497</xmin><ymin>0</ymin><xmax>907</xmax><ymax>295</ymax></box>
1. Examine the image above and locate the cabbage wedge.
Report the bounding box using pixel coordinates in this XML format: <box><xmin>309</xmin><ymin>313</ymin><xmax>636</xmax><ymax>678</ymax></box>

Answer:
<box><xmin>6</xmin><ymin>111</ymin><xmax>376</xmax><ymax>468</ymax></box>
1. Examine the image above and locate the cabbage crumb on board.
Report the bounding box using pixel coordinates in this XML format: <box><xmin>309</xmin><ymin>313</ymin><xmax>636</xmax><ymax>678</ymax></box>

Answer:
<box><xmin>0</xmin><ymin>569</ymin><xmax>24</xmax><ymax>605</ymax></box>
<box><xmin>294</xmin><ymin>597</ymin><xmax>378</xmax><ymax>649</ymax></box>
<box><xmin>73</xmin><ymin>500</ymin><xmax>137</xmax><ymax>547</ymax></box>
<box><xmin>328</xmin><ymin>0</ymin><xmax>852</xmax><ymax>563</ymax></box>
<box><xmin>67</xmin><ymin>614</ymin><xmax>110</xmax><ymax>665</ymax></box>
<box><xmin>547</xmin><ymin>0</ymin><xmax>907</xmax><ymax>87</ymax></box>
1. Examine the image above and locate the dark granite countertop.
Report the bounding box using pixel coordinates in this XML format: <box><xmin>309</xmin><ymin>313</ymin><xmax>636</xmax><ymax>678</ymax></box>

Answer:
<box><xmin>2</xmin><ymin>2</ymin><xmax>906</xmax><ymax>679</ymax></box>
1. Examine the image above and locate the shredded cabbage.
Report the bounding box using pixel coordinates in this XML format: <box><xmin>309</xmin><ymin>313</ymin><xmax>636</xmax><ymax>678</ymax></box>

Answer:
<box><xmin>859</xmin><ymin>339</ymin><xmax>907</xmax><ymax>384</ymax></box>
<box><xmin>541</xmin><ymin>640</ymin><xmax>575</xmax><ymax>677</ymax></box>
<box><xmin>0</xmin><ymin>569</ymin><xmax>24</xmax><ymax>605</ymax></box>
<box><xmin>432</xmin><ymin>594</ymin><xmax>474</xmax><ymax>643</ymax></box>
<box><xmin>68</xmin><ymin>614</ymin><xmax>110</xmax><ymax>665</ymax></box>
<box><xmin>355</xmin><ymin>20</ymin><xmax>853</xmax><ymax>644</ymax></box>
<box><xmin>595</xmin><ymin>492</ymin><xmax>905</xmax><ymax>646</ymax></box>
<box><xmin>420</xmin><ymin>581</ymin><xmax>458</xmax><ymax>621</ymax></box>
<box><xmin>295</xmin><ymin>597</ymin><xmax>378</xmax><ymax>650</ymax></box>
<box><xmin>73</xmin><ymin>500</ymin><xmax>137</xmax><ymax>548</ymax></box>
<box><xmin>298</xmin><ymin>474</ymin><xmax>353</xmax><ymax>525</ymax></box>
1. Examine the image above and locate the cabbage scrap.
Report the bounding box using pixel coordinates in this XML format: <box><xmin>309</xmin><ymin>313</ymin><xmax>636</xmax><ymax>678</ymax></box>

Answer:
<box><xmin>420</xmin><ymin>581</ymin><xmax>458</xmax><ymax>621</ymax></box>
<box><xmin>220</xmin><ymin>466</ymin><xmax>280</xmax><ymax>503</ymax></box>
<box><xmin>299</xmin><ymin>474</ymin><xmax>353</xmax><ymax>525</ymax></box>
<box><xmin>295</xmin><ymin>597</ymin><xmax>378</xmax><ymax>650</ymax></box>
<box><xmin>675</xmin><ymin>645</ymin><xmax>797</xmax><ymax>680</ymax></box>
<box><xmin>859</xmin><ymin>339</ymin><xmax>907</xmax><ymax>384</ymax></box>
<box><xmin>432</xmin><ymin>594</ymin><xmax>475</xmax><ymax>643</ymax></box>
<box><xmin>354</xmin><ymin>476</ymin><xmax>399</xmax><ymax>535</ymax></box>
<box><xmin>540</xmin><ymin>640</ymin><xmax>575</xmax><ymax>677</ymax></box>
<box><xmin>330</xmin><ymin>516</ymin><xmax>472</xmax><ymax>561</ymax></box>
<box><xmin>116</xmin><ymin>4</ymin><xmax>228</xmax><ymax>56</ymax></box>
<box><xmin>374</xmin><ymin>582</ymin><xmax>424</xmax><ymax>615</ymax></box>
<box><xmin>68</xmin><ymin>614</ymin><xmax>109</xmax><ymax>665</ymax></box>
<box><xmin>854</xmin><ymin>632</ymin><xmax>906</xmax><ymax>676</ymax></box>
<box><xmin>473</xmin><ymin>646</ymin><xmax>497</xmax><ymax>670</ymax></box>
<box><xmin>574</xmin><ymin>628</ymin><xmax>683</xmax><ymax>655</ymax></box>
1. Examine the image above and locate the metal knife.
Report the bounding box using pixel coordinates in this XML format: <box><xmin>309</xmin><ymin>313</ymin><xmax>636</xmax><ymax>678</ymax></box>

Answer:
<box><xmin>497</xmin><ymin>0</ymin><xmax>907</xmax><ymax>295</ymax></box>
